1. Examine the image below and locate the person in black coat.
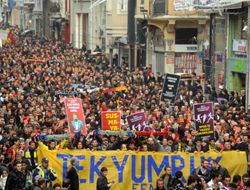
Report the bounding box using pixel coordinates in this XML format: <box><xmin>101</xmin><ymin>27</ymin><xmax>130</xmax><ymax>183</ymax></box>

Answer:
<box><xmin>172</xmin><ymin>171</ymin><xmax>185</xmax><ymax>190</ymax></box>
<box><xmin>66</xmin><ymin>157</ymin><xmax>79</xmax><ymax>190</ymax></box>
<box><xmin>192</xmin><ymin>159</ymin><xmax>211</xmax><ymax>183</ymax></box>
<box><xmin>160</xmin><ymin>166</ymin><xmax>173</xmax><ymax>190</ymax></box>
<box><xmin>5</xmin><ymin>161</ymin><xmax>26</xmax><ymax>190</ymax></box>
<box><xmin>210</xmin><ymin>159</ymin><xmax>229</xmax><ymax>179</ymax></box>
<box><xmin>96</xmin><ymin>167</ymin><xmax>114</xmax><ymax>190</ymax></box>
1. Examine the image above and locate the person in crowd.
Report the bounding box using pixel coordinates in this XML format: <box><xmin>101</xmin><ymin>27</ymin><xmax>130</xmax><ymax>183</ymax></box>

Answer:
<box><xmin>155</xmin><ymin>178</ymin><xmax>166</xmax><ymax>190</ymax></box>
<box><xmin>208</xmin><ymin>138</ymin><xmax>220</xmax><ymax>152</ymax></box>
<box><xmin>34</xmin><ymin>178</ymin><xmax>46</xmax><ymax>190</ymax></box>
<box><xmin>194</xmin><ymin>175</ymin><xmax>207</xmax><ymax>190</ymax></box>
<box><xmin>24</xmin><ymin>141</ymin><xmax>37</xmax><ymax>169</ymax></box>
<box><xmin>66</xmin><ymin>157</ymin><xmax>79</xmax><ymax>190</ymax></box>
<box><xmin>185</xmin><ymin>175</ymin><xmax>197</xmax><ymax>190</ymax></box>
<box><xmin>230</xmin><ymin>174</ymin><xmax>242</xmax><ymax>190</ymax></box>
<box><xmin>22</xmin><ymin>159</ymin><xmax>33</xmax><ymax>190</ymax></box>
<box><xmin>172</xmin><ymin>171</ymin><xmax>185</xmax><ymax>190</ymax></box>
<box><xmin>5</xmin><ymin>161</ymin><xmax>26</xmax><ymax>190</ymax></box>
<box><xmin>210</xmin><ymin>159</ymin><xmax>229</xmax><ymax>179</ymax></box>
<box><xmin>96</xmin><ymin>167</ymin><xmax>115</xmax><ymax>190</ymax></box>
<box><xmin>191</xmin><ymin>137</ymin><xmax>209</xmax><ymax>153</ymax></box>
<box><xmin>192</xmin><ymin>159</ymin><xmax>211</xmax><ymax>183</ymax></box>
<box><xmin>160</xmin><ymin>166</ymin><xmax>173</xmax><ymax>190</ymax></box>
<box><xmin>243</xmin><ymin>174</ymin><xmax>250</xmax><ymax>188</ymax></box>
<box><xmin>245</xmin><ymin>180</ymin><xmax>250</xmax><ymax>190</ymax></box>
<box><xmin>33</xmin><ymin>175</ymin><xmax>41</xmax><ymax>189</ymax></box>
<box><xmin>223</xmin><ymin>141</ymin><xmax>233</xmax><ymax>151</ymax></box>
<box><xmin>53</xmin><ymin>183</ymin><xmax>62</xmax><ymax>190</ymax></box>
<box><xmin>222</xmin><ymin>174</ymin><xmax>231</xmax><ymax>189</ymax></box>
<box><xmin>207</xmin><ymin>172</ymin><xmax>223</xmax><ymax>190</ymax></box>
<box><xmin>7</xmin><ymin>137</ymin><xmax>20</xmax><ymax>161</ymax></box>
<box><xmin>0</xmin><ymin>168</ymin><xmax>8</xmax><ymax>190</ymax></box>
<box><xmin>33</xmin><ymin>158</ymin><xmax>57</xmax><ymax>189</ymax></box>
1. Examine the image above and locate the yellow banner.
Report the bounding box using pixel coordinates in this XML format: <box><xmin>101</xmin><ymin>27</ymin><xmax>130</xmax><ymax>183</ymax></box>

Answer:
<box><xmin>37</xmin><ymin>145</ymin><xmax>247</xmax><ymax>190</ymax></box>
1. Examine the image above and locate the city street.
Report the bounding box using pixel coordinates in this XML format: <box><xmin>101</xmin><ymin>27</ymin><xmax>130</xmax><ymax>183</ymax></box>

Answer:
<box><xmin>0</xmin><ymin>0</ymin><xmax>250</xmax><ymax>190</ymax></box>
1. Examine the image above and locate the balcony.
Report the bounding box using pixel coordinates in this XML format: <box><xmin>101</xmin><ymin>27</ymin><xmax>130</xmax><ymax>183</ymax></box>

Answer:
<box><xmin>153</xmin><ymin>0</ymin><xmax>166</xmax><ymax>16</ymax></box>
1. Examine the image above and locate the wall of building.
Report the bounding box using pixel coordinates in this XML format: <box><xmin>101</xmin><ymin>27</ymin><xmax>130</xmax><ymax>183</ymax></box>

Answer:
<box><xmin>70</xmin><ymin>0</ymin><xmax>90</xmax><ymax>49</ymax></box>
<box><xmin>106</xmin><ymin>0</ymin><xmax>128</xmax><ymax>54</ymax></box>
<box><xmin>138</xmin><ymin>0</ymin><xmax>209</xmax><ymax>77</ymax></box>
<box><xmin>89</xmin><ymin>1</ymin><xmax>105</xmax><ymax>50</ymax></box>
<box><xmin>226</xmin><ymin>14</ymin><xmax>248</xmax><ymax>93</ymax></box>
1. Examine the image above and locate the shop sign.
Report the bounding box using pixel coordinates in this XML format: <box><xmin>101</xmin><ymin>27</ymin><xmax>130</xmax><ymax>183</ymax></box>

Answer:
<box><xmin>233</xmin><ymin>39</ymin><xmax>247</xmax><ymax>55</ymax></box>
<box><xmin>175</xmin><ymin>44</ymin><xmax>198</xmax><ymax>52</ymax></box>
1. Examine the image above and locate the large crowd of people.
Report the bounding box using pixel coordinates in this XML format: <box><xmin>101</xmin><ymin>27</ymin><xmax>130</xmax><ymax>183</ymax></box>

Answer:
<box><xmin>0</xmin><ymin>27</ymin><xmax>249</xmax><ymax>190</ymax></box>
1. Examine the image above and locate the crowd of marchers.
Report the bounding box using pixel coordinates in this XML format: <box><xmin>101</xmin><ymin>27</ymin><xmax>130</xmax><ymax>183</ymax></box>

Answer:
<box><xmin>0</xmin><ymin>26</ymin><xmax>249</xmax><ymax>190</ymax></box>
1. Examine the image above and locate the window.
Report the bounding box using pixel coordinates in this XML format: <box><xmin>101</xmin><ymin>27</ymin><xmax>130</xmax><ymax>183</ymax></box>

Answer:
<box><xmin>117</xmin><ymin>0</ymin><xmax>127</xmax><ymax>12</ymax></box>
<box><xmin>175</xmin><ymin>28</ymin><xmax>197</xmax><ymax>44</ymax></box>
<box><xmin>153</xmin><ymin>0</ymin><xmax>166</xmax><ymax>15</ymax></box>
<box><xmin>107</xmin><ymin>0</ymin><xmax>112</xmax><ymax>12</ymax></box>
<box><xmin>141</xmin><ymin>0</ymin><xmax>144</xmax><ymax>6</ymax></box>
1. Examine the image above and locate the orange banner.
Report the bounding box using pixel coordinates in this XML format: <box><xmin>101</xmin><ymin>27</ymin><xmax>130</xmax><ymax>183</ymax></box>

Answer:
<box><xmin>24</xmin><ymin>59</ymin><xmax>47</xmax><ymax>63</ymax></box>
<box><xmin>103</xmin><ymin>86</ymin><xmax>128</xmax><ymax>94</ymax></box>
<box><xmin>101</xmin><ymin>111</ymin><xmax>121</xmax><ymax>131</ymax></box>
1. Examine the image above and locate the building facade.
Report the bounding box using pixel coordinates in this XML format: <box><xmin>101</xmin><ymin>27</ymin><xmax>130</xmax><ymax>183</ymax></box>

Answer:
<box><xmin>70</xmin><ymin>0</ymin><xmax>90</xmax><ymax>48</ymax></box>
<box><xmin>106</xmin><ymin>0</ymin><xmax>128</xmax><ymax>61</ymax></box>
<box><xmin>136</xmin><ymin>0</ymin><xmax>210</xmax><ymax>76</ymax></box>
<box><xmin>225</xmin><ymin>6</ymin><xmax>248</xmax><ymax>93</ymax></box>
<box><xmin>89</xmin><ymin>0</ymin><xmax>128</xmax><ymax>56</ymax></box>
<box><xmin>89</xmin><ymin>0</ymin><xmax>106</xmax><ymax>50</ymax></box>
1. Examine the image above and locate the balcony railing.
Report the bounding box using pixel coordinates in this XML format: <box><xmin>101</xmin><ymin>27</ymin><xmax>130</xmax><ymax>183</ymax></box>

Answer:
<box><xmin>153</xmin><ymin>0</ymin><xmax>166</xmax><ymax>16</ymax></box>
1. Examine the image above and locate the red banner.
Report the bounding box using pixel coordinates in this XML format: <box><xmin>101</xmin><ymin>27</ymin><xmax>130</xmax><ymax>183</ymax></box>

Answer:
<box><xmin>65</xmin><ymin>98</ymin><xmax>86</xmax><ymax>135</ymax></box>
<box><xmin>135</xmin><ymin>131</ymin><xmax>167</xmax><ymax>136</ymax></box>
<box><xmin>101</xmin><ymin>111</ymin><xmax>121</xmax><ymax>131</ymax></box>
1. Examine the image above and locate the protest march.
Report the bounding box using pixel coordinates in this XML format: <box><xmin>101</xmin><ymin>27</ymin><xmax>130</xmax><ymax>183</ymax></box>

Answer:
<box><xmin>0</xmin><ymin>27</ymin><xmax>249</xmax><ymax>190</ymax></box>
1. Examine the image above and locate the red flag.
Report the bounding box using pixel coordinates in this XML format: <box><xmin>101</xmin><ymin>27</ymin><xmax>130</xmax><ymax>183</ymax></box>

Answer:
<box><xmin>7</xmin><ymin>33</ymin><xmax>15</xmax><ymax>44</ymax></box>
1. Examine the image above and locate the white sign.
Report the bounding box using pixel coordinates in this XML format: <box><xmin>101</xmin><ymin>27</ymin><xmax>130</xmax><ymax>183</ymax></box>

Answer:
<box><xmin>174</xmin><ymin>0</ymin><xmax>195</xmax><ymax>10</ymax></box>
<box><xmin>175</xmin><ymin>44</ymin><xmax>198</xmax><ymax>52</ymax></box>
<box><xmin>233</xmin><ymin>39</ymin><xmax>247</xmax><ymax>54</ymax></box>
<box><xmin>23</xmin><ymin>0</ymin><xmax>35</xmax><ymax>5</ymax></box>
<box><xmin>0</xmin><ymin>30</ymin><xmax>7</xmax><ymax>40</ymax></box>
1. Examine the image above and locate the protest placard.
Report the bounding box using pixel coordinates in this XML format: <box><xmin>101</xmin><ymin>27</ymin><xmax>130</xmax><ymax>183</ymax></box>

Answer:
<box><xmin>161</xmin><ymin>73</ymin><xmax>180</xmax><ymax>103</ymax></box>
<box><xmin>65</xmin><ymin>98</ymin><xmax>86</xmax><ymax>135</ymax></box>
<box><xmin>127</xmin><ymin>112</ymin><xmax>149</xmax><ymax>131</ymax></box>
<box><xmin>194</xmin><ymin>102</ymin><xmax>214</xmax><ymax>137</ymax></box>
<box><xmin>101</xmin><ymin>111</ymin><xmax>121</xmax><ymax>131</ymax></box>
